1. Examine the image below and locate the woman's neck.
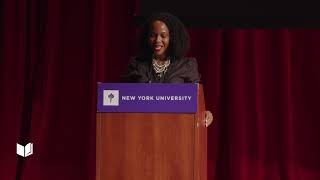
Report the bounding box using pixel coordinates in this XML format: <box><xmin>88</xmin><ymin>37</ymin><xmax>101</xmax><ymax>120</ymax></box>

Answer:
<box><xmin>154</xmin><ymin>55</ymin><xmax>168</xmax><ymax>61</ymax></box>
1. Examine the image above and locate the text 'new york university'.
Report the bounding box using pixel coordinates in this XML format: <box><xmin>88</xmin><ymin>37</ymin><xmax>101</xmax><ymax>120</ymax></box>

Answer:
<box><xmin>122</xmin><ymin>96</ymin><xmax>192</xmax><ymax>101</ymax></box>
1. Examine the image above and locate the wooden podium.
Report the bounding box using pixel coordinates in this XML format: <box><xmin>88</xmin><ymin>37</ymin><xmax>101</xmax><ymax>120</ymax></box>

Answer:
<box><xmin>96</xmin><ymin>85</ymin><xmax>207</xmax><ymax>180</ymax></box>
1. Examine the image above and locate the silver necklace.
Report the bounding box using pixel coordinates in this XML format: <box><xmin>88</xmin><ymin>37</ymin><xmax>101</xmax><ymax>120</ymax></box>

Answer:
<box><xmin>152</xmin><ymin>57</ymin><xmax>170</xmax><ymax>77</ymax></box>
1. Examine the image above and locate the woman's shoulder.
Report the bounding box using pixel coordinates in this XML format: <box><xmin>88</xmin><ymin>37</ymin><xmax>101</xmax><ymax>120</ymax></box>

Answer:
<box><xmin>177</xmin><ymin>57</ymin><xmax>197</xmax><ymax>62</ymax></box>
<box><xmin>122</xmin><ymin>56</ymin><xmax>150</xmax><ymax>83</ymax></box>
<box><xmin>176</xmin><ymin>57</ymin><xmax>198</xmax><ymax>67</ymax></box>
<box><xmin>129</xmin><ymin>56</ymin><xmax>150</xmax><ymax>66</ymax></box>
<box><xmin>172</xmin><ymin>57</ymin><xmax>200</xmax><ymax>83</ymax></box>
<box><xmin>131</xmin><ymin>56</ymin><xmax>149</xmax><ymax>62</ymax></box>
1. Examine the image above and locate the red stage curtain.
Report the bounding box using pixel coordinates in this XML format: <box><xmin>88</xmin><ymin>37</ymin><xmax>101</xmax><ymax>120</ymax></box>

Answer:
<box><xmin>1</xmin><ymin>0</ymin><xmax>320</xmax><ymax>180</ymax></box>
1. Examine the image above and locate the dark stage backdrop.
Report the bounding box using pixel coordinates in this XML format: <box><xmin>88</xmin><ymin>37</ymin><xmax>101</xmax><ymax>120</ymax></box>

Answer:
<box><xmin>1</xmin><ymin>0</ymin><xmax>320</xmax><ymax>180</ymax></box>
<box><xmin>140</xmin><ymin>0</ymin><xmax>317</xmax><ymax>17</ymax></box>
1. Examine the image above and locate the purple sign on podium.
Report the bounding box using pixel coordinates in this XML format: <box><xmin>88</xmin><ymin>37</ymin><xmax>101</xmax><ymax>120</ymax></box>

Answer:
<box><xmin>97</xmin><ymin>83</ymin><xmax>198</xmax><ymax>113</ymax></box>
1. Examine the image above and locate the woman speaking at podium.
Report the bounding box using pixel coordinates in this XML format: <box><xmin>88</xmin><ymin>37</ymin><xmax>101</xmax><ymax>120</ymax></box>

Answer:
<box><xmin>123</xmin><ymin>12</ymin><xmax>213</xmax><ymax>126</ymax></box>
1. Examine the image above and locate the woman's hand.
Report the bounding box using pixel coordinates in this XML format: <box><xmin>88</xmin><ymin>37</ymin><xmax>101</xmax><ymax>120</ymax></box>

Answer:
<box><xmin>204</xmin><ymin>111</ymin><xmax>214</xmax><ymax>127</ymax></box>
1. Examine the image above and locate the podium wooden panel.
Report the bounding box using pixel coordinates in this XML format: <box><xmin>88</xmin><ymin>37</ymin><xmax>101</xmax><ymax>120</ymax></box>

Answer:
<box><xmin>96</xmin><ymin>85</ymin><xmax>207</xmax><ymax>180</ymax></box>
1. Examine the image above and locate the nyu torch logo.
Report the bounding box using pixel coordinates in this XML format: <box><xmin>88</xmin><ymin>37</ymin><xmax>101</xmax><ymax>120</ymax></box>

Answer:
<box><xmin>108</xmin><ymin>93</ymin><xmax>114</xmax><ymax>103</ymax></box>
<box><xmin>103</xmin><ymin>90</ymin><xmax>119</xmax><ymax>106</ymax></box>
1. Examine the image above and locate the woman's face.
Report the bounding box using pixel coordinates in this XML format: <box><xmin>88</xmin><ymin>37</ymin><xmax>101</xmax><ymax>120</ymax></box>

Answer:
<box><xmin>148</xmin><ymin>20</ymin><xmax>170</xmax><ymax>60</ymax></box>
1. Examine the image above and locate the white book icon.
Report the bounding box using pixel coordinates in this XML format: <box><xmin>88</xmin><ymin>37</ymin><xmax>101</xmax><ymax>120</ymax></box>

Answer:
<box><xmin>16</xmin><ymin>143</ymin><xmax>33</xmax><ymax>157</ymax></box>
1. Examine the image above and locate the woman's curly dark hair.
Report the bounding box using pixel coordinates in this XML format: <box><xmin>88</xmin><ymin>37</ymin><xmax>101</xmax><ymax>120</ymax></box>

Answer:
<box><xmin>138</xmin><ymin>12</ymin><xmax>190</xmax><ymax>61</ymax></box>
